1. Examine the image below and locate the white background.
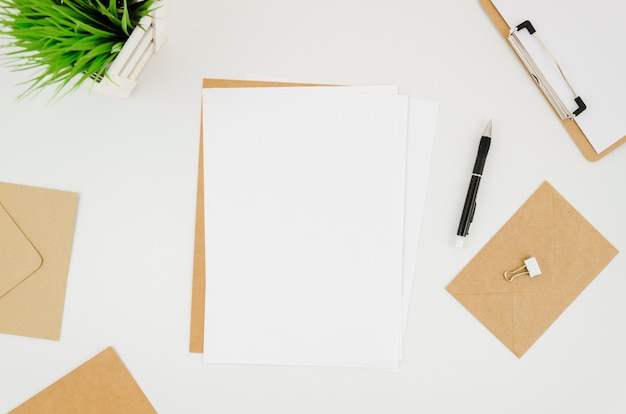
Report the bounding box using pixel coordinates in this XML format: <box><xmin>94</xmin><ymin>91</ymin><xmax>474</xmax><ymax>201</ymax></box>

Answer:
<box><xmin>1</xmin><ymin>0</ymin><xmax>625</xmax><ymax>413</ymax></box>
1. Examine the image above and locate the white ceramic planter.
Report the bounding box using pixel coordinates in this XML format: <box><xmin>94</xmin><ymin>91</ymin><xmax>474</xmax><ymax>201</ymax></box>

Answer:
<box><xmin>94</xmin><ymin>1</ymin><xmax>166</xmax><ymax>97</ymax></box>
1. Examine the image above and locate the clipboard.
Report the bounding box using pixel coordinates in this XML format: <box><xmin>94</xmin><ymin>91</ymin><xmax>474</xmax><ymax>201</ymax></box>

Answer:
<box><xmin>480</xmin><ymin>0</ymin><xmax>626</xmax><ymax>161</ymax></box>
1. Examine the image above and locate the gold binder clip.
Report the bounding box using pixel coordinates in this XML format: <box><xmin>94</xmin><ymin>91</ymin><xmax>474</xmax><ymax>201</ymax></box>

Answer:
<box><xmin>504</xmin><ymin>256</ymin><xmax>542</xmax><ymax>282</ymax></box>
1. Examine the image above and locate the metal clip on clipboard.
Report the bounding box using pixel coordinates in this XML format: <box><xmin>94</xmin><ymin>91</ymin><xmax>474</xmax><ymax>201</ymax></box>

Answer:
<box><xmin>508</xmin><ymin>20</ymin><xmax>586</xmax><ymax>120</ymax></box>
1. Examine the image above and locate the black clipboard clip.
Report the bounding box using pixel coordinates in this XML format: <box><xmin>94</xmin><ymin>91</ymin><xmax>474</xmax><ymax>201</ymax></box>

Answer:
<box><xmin>508</xmin><ymin>20</ymin><xmax>586</xmax><ymax>120</ymax></box>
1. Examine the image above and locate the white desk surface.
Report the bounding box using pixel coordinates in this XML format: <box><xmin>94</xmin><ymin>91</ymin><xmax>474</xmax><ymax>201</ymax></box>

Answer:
<box><xmin>1</xmin><ymin>1</ymin><xmax>625</xmax><ymax>413</ymax></box>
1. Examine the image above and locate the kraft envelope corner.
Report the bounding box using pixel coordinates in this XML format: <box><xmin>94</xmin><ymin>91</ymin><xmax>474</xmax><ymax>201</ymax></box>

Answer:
<box><xmin>446</xmin><ymin>181</ymin><xmax>618</xmax><ymax>358</ymax></box>
<box><xmin>0</xmin><ymin>181</ymin><xmax>79</xmax><ymax>341</ymax></box>
<box><xmin>9</xmin><ymin>347</ymin><xmax>157</xmax><ymax>414</ymax></box>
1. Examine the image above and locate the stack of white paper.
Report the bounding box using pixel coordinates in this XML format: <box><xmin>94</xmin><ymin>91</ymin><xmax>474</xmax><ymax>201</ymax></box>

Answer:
<box><xmin>202</xmin><ymin>86</ymin><xmax>438</xmax><ymax>370</ymax></box>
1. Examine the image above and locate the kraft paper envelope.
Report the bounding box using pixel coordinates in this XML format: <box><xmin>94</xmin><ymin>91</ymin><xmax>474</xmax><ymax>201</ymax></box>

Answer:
<box><xmin>10</xmin><ymin>347</ymin><xmax>156</xmax><ymax>413</ymax></box>
<box><xmin>446</xmin><ymin>181</ymin><xmax>618</xmax><ymax>357</ymax></box>
<box><xmin>190</xmin><ymin>79</ymin><xmax>316</xmax><ymax>353</ymax></box>
<box><xmin>0</xmin><ymin>182</ymin><xmax>78</xmax><ymax>340</ymax></box>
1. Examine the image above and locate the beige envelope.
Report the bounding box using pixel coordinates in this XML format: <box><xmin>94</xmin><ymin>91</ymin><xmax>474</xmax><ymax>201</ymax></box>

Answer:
<box><xmin>189</xmin><ymin>79</ymin><xmax>318</xmax><ymax>352</ymax></box>
<box><xmin>0</xmin><ymin>182</ymin><xmax>78</xmax><ymax>340</ymax></box>
<box><xmin>447</xmin><ymin>181</ymin><xmax>618</xmax><ymax>357</ymax></box>
<box><xmin>10</xmin><ymin>347</ymin><xmax>156</xmax><ymax>413</ymax></box>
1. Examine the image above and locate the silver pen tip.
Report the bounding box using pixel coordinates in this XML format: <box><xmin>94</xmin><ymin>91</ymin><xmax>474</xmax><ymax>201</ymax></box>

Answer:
<box><xmin>483</xmin><ymin>119</ymin><xmax>492</xmax><ymax>137</ymax></box>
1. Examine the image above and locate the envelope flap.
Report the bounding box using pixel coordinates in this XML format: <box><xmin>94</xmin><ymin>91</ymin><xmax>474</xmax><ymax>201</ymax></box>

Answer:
<box><xmin>447</xmin><ymin>182</ymin><xmax>556</xmax><ymax>297</ymax></box>
<box><xmin>552</xmin><ymin>186</ymin><xmax>619</xmax><ymax>298</ymax></box>
<box><xmin>0</xmin><ymin>202</ymin><xmax>42</xmax><ymax>298</ymax></box>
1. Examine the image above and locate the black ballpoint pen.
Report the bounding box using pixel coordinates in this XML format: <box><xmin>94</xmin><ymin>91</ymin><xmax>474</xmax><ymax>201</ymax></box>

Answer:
<box><xmin>456</xmin><ymin>120</ymin><xmax>492</xmax><ymax>248</ymax></box>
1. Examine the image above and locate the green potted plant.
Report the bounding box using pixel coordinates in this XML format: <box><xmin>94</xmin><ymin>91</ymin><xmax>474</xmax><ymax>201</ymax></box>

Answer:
<box><xmin>0</xmin><ymin>0</ymin><xmax>166</xmax><ymax>101</ymax></box>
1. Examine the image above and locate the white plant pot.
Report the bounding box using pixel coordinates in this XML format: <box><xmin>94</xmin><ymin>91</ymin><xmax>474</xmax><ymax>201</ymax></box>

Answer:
<box><xmin>94</xmin><ymin>1</ymin><xmax>166</xmax><ymax>97</ymax></box>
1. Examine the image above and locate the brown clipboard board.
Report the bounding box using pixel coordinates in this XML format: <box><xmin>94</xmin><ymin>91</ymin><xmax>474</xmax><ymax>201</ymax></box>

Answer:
<box><xmin>479</xmin><ymin>0</ymin><xmax>626</xmax><ymax>161</ymax></box>
<box><xmin>189</xmin><ymin>79</ymin><xmax>321</xmax><ymax>353</ymax></box>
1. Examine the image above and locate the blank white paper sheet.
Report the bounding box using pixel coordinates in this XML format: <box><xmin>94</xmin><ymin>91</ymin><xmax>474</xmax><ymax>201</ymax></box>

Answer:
<box><xmin>202</xmin><ymin>86</ymin><xmax>438</xmax><ymax>369</ymax></box>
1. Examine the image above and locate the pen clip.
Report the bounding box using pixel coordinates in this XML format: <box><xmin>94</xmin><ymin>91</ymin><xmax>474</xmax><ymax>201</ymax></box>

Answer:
<box><xmin>468</xmin><ymin>201</ymin><xmax>476</xmax><ymax>233</ymax></box>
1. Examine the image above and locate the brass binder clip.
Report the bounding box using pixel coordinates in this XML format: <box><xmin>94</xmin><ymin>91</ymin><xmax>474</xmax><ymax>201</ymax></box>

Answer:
<box><xmin>504</xmin><ymin>256</ymin><xmax>542</xmax><ymax>282</ymax></box>
<box><xmin>508</xmin><ymin>20</ymin><xmax>586</xmax><ymax>120</ymax></box>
